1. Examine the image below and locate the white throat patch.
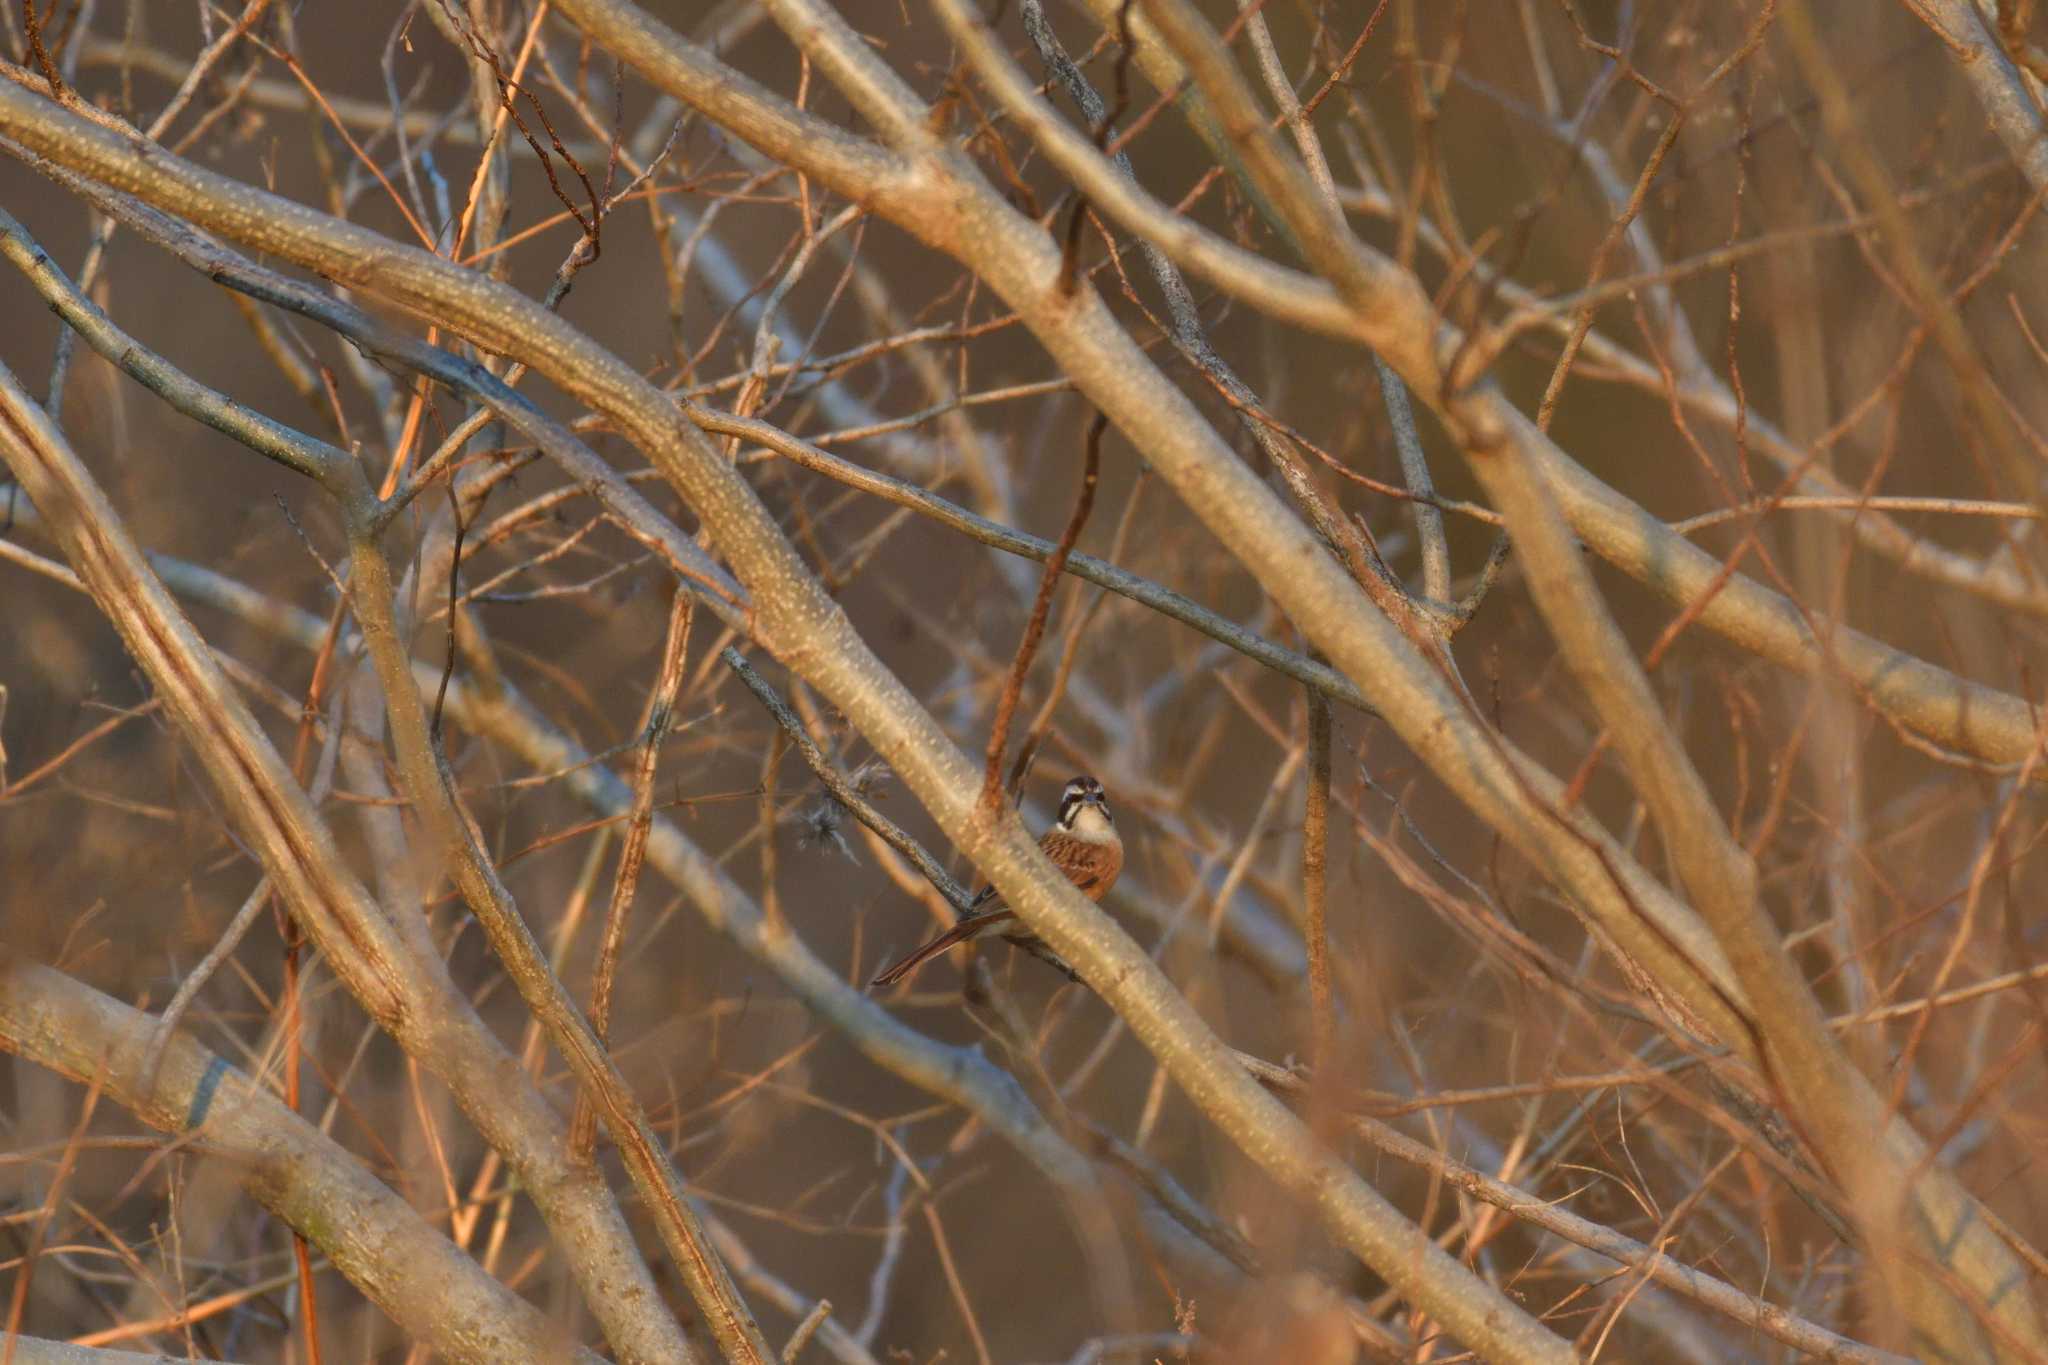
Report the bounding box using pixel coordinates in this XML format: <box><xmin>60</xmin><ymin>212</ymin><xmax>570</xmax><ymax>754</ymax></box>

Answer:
<box><xmin>1064</xmin><ymin>802</ymin><xmax>1117</xmax><ymax>844</ymax></box>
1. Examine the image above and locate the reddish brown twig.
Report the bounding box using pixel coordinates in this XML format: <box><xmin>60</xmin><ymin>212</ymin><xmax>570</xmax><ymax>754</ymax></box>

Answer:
<box><xmin>978</xmin><ymin>414</ymin><xmax>1103</xmax><ymax>820</ymax></box>
<box><xmin>571</xmin><ymin>587</ymin><xmax>694</xmax><ymax>1162</ymax></box>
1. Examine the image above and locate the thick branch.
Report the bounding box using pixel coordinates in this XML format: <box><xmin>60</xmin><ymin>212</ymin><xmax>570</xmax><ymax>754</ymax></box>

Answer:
<box><xmin>0</xmin><ymin>958</ymin><xmax>604</xmax><ymax>1365</ymax></box>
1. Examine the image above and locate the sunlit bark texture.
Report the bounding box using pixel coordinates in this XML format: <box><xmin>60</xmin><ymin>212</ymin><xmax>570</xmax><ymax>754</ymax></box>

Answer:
<box><xmin>4</xmin><ymin>3</ymin><xmax>2048</xmax><ymax>1361</ymax></box>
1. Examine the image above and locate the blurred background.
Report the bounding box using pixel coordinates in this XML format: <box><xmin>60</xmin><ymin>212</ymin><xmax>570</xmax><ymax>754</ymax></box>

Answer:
<box><xmin>5</xmin><ymin>1</ymin><xmax>2048</xmax><ymax>1360</ymax></box>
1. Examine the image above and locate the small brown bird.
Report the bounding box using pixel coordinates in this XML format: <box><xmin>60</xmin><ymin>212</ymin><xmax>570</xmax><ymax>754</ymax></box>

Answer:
<box><xmin>871</xmin><ymin>775</ymin><xmax>1123</xmax><ymax>987</ymax></box>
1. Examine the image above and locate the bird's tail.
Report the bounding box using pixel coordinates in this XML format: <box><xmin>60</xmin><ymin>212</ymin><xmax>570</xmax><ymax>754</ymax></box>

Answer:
<box><xmin>870</xmin><ymin>909</ymin><xmax>1017</xmax><ymax>987</ymax></box>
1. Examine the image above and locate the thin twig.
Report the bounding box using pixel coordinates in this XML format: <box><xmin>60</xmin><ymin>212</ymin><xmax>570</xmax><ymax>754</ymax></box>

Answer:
<box><xmin>978</xmin><ymin>414</ymin><xmax>1104</xmax><ymax>819</ymax></box>
<box><xmin>723</xmin><ymin>648</ymin><xmax>975</xmax><ymax>913</ymax></box>
<box><xmin>431</xmin><ymin>476</ymin><xmax>471</xmax><ymax>739</ymax></box>
<box><xmin>781</xmin><ymin>1298</ymin><xmax>833</xmax><ymax>1363</ymax></box>
<box><xmin>142</xmin><ymin>878</ymin><xmax>272</xmax><ymax>1094</ymax></box>
<box><xmin>701</xmin><ymin>404</ymin><xmax>1379</xmax><ymax>716</ymax></box>
<box><xmin>571</xmin><ymin>587</ymin><xmax>695</xmax><ymax>1162</ymax></box>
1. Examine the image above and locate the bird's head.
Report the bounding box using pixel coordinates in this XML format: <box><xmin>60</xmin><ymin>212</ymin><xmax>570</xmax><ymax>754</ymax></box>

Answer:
<box><xmin>1057</xmin><ymin>775</ymin><xmax>1116</xmax><ymax>840</ymax></box>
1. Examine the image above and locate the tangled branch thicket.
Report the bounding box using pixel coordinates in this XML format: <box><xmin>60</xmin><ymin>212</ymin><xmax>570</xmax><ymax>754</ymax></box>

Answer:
<box><xmin>4</xmin><ymin>1</ymin><xmax>2048</xmax><ymax>1361</ymax></box>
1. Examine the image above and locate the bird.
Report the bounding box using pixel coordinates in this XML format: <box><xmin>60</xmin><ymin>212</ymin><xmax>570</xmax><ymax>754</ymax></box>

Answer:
<box><xmin>870</xmin><ymin>775</ymin><xmax>1123</xmax><ymax>988</ymax></box>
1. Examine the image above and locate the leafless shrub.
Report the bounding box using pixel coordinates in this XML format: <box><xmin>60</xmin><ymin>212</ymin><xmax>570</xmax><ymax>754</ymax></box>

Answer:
<box><xmin>2</xmin><ymin>2</ymin><xmax>2047</xmax><ymax>1362</ymax></box>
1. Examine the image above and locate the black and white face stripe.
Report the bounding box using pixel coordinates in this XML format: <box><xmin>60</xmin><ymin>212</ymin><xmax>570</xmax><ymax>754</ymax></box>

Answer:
<box><xmin>1057</xmin><ymin>775</ymin><xmax>1110</xmax><ymax>829</ymax></box>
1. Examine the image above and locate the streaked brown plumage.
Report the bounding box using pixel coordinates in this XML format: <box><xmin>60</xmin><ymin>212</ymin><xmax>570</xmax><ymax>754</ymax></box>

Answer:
<box><xmin>871</xmin><ymin>775</ymin><xmax>1123</xmax><ymax>988</ymax></box>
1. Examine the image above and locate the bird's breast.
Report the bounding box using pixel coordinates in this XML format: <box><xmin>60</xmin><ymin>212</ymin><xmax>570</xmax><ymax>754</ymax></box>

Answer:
<box><xmin>1044</xmin><ymin>831</ymin><xmax>1124</xmax><ymax>899</ymax></box>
